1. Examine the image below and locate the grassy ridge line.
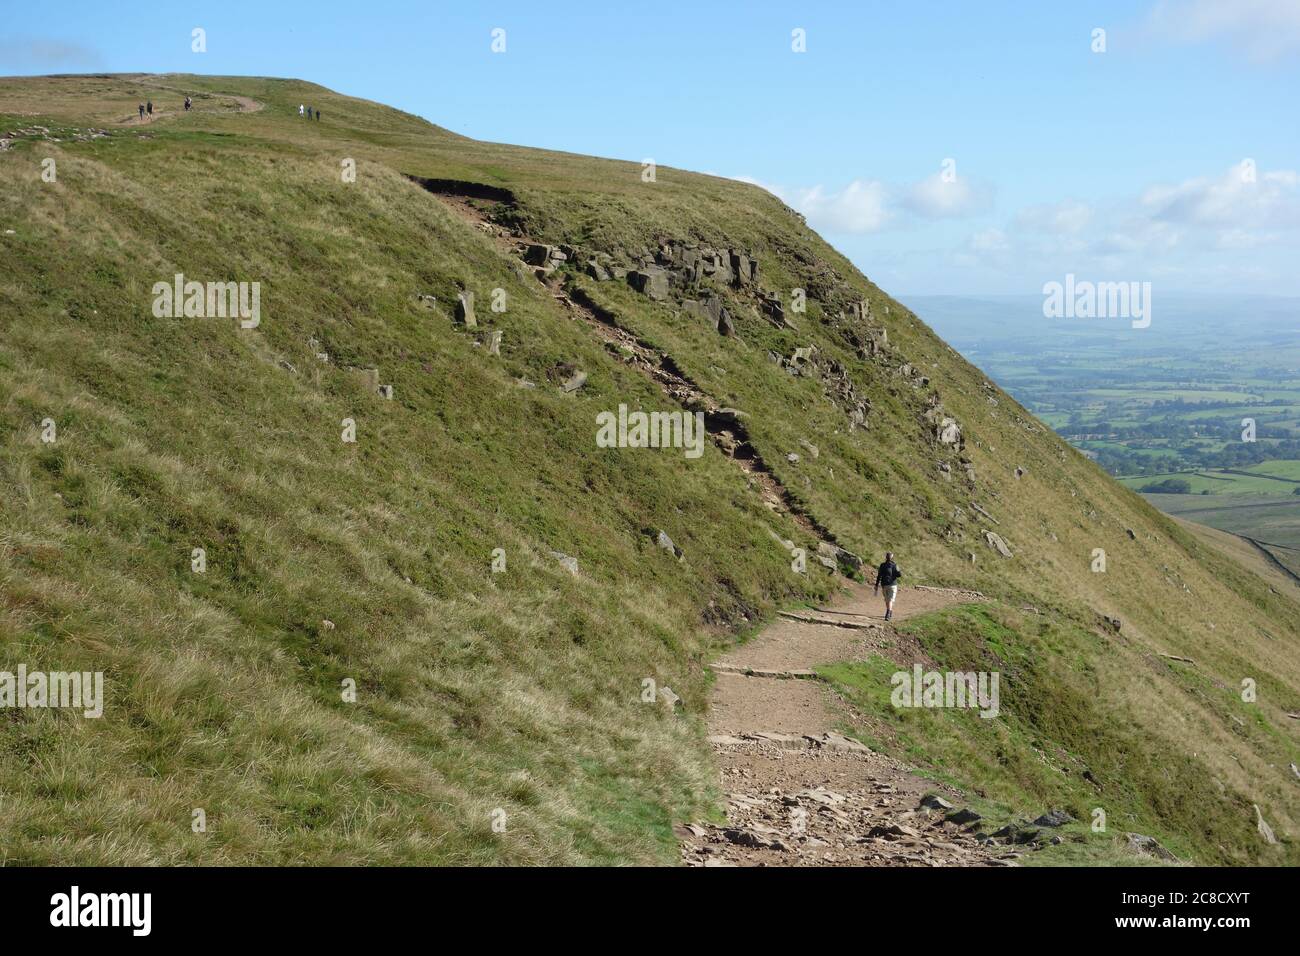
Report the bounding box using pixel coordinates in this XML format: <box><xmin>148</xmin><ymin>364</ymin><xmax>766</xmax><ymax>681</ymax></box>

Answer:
<box><xmin>1</xmin><ymin>73</ymin><xmax>1298</xmax><ymax>864</ymax></box>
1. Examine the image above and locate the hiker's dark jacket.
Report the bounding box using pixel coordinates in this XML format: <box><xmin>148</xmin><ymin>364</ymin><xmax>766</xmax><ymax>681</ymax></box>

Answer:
<box><xmin>876</xmin><ymin>561</ymin><xmax>901</xmax><ymax>587</ymax></box>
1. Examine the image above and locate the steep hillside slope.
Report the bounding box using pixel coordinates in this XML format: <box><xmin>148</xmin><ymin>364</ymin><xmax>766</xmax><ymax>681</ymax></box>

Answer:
<box><xmin>1</xmin><ymin>74</ymin><xmax>1296</xmax><ymax>865</ymax></box>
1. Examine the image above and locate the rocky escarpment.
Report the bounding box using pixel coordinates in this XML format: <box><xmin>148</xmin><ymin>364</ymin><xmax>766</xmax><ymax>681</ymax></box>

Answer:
<box><xmin>408</xmin><ymin>173</ymin><xmax>984</xmax><ymax>579</ymax></box>
<box><xmin>408</xmin><ymin>176</ymin><xmax>972</xmax><ymax>489</ymax></box>
<box><xmin>524</xmin><ymin>231</ymin><xmax>971</xmax><ymax>468</ymax></box>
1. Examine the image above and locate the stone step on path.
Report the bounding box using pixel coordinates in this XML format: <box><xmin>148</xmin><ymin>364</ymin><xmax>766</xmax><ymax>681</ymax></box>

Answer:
<box><xmin>778</xmin><ymin>610</ymin><xmax>882</xmax><ymax>630</ymax></box>
<box><xmin>709</xmin><ymin>663</ymin><xmax>822</xmax><ymax>681</ymax></box>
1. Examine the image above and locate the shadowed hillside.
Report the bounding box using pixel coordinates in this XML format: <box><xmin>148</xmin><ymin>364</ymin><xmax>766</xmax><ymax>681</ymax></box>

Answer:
<box><xmin>1</xmin><ymin>74</ymin><xmax>1296</xmax><ymax>865</ymax></box>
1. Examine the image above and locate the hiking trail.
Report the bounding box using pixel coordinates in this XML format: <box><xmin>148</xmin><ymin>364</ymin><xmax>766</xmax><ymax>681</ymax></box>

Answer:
<box><xmin>118</xmin><ymin>79</ymin><xmax>264</xmax><ymax>126</ymax></box>
<box><xmin>676</xmin><ymin>583</ymin><xmax>1012</xmax><ymax>867</ymax></box>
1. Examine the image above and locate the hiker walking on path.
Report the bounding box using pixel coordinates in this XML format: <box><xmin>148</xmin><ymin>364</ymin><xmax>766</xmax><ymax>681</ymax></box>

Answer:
<box><xmin>874</xmin><ymin>552</ymin><xmax>902</xmax><ymax>621</ymax></box>
<box><xmin>146</xmin><ymin>100</ymin><xmax>153</xmax><ymax>118</ymax></box>
<box><xmin>184</xmin><ymin>95</ymin><xmax>192</xmax><ymax>111</ymax></box>
<box><xmin>138</xmin><ymin>103</ymin><xmax>145</xmax><ymax>120</ymax></box>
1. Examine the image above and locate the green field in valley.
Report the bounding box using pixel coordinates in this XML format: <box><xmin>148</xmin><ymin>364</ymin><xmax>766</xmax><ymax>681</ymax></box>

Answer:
<box><xmin>911</xmin><ymin>295</ymin><xmax>1300</xmax><ymax>557</ymax></box>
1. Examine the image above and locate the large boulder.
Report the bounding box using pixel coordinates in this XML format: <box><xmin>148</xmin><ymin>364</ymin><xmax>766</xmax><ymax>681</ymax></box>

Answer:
<box><xmin>523</xmin><ymin>243</ymin><xmax>552</xmax><ymax>266</ymax></box>
<box><xmin>728</xmin><ymin>251</ymin><xmax>753</xmax><ymax>286</ymax></box>
<box><xmin>685</xmin><ymin>295</ymin><xmax>734</xmax><ymax>335</ymax></box>
<box><xmin>1032</xmin><ymin>809</ymin><xmax>1074</xmax><ymax>828</ymax></box>
<box><xmin>700</xmin><ymin>249</ymin><xmax>732</xmax><ymax>284</ymax></box>
<box><xmin>627</xmin><ymin>268</ymin><xmax>669</xmax><ymax>300</ymax></box>
<box><xmin>705</xmin><ymin>295</ymin><xmax>734</xmax><ymax>335</ymax></box>
<box><xmin>759</xmin><ymin>292</ymin><xmax>787</xmax><ymax>327</ymax></box>
<box><xmin>846</xmin><ymin>299</ymin><xmax>871</xmax><ymax>322</ymax></box>
<box><xmin>817</xmin><ymin>541</ymin><xmax>863</xmax><ymax>572</ymax></box>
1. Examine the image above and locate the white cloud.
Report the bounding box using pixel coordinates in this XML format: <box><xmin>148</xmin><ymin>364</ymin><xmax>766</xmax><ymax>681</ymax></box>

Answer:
<box><xmin>1140</xmin><ymin>162</ymin><xmax>1300</xmax><ymax>229</ymax></box>
<box><xmin>731</xmin><ymin>169</ymin><xmax>992</xmax><ymax>233</ymax></box>
<box><xmin>730</xmin><ymin>175</ymin><xmax>890</xmax><ymax>233</ymax></box>
<box><xmin>947</xmin><ymin>161</ymin><xmax>1300</xmax><ymax>290</ymax></box>
<box><xmin>903</xmin><ymin>171</ymin><xmax>993</xmax><ymax>218</ymax></box>
<box><xmin>968</xmin><ymin>227</ymin><xmax>1010</xmax><ymax>254</ymax></box>
<box><xmin>1015</xmin><ymin>200</ymin><xmax>1094</xmax><ymax>235</ymax></box>
<box><xmin>792</xmin><ymin>180</ymin><xmax>891</xmax><ymax>233</ymax></box>
<box><xmin>1145</xmin><ymin>0</ymin><xmax>1300</xmax><ymax>62</ymax></box>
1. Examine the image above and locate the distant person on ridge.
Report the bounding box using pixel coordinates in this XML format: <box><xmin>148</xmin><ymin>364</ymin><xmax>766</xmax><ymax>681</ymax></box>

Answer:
<box><xmin>184</xmin><ymin>95</ymin><xmax>192</xmax><ymax>111</ymax></box>
<box><xmin>137</xmin><ymin>103</ymin><xmax>145</xmax><ymax>120</ymax></box>
<box><xmin>298</xmin><ymin>103</ymin><xmax>304</xmax><ymax>117</ymax></box>
<box><xmin>315</xmin><ymin>109</ymin><xmax>320</xmax><ymax>121</ymax></box>
<box><xmin>874</xmin><ymin>552</ymin><xmax>902</xmax><ymax>621</ymax></box>
<box><xmin>146</xmin><ymin>100</ymin><xmax>153</xmax><ymax>117</ymax></box>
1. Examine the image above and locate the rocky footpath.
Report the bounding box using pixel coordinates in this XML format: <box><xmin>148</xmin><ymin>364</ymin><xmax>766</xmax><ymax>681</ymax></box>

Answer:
<box><xmin>676</xmin><ymin>585</ymin><xmax>1023</xmax><ymax>868</ymax></box>
<box><xmin>677</xmin><ymin>734</ymin><xmax>1011</xmax><ymax>867</ymax></box>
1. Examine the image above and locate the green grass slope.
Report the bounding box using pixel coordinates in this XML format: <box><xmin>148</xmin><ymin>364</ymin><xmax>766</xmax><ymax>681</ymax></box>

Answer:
<box><xmin>1</xmin><ymin>74</ymin><xmax>1297</xmax><ymax>865</ymax></box>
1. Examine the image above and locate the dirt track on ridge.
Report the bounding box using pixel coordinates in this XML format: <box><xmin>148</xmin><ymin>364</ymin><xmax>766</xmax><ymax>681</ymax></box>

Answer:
<box><xmin>677</xmin><ymin>584</ymin><xmax>1011</xmax><ymax>867</ymax></box>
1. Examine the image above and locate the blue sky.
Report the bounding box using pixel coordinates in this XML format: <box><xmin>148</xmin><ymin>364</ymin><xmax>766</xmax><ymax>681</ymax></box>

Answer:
<box><xmin>3</xmin><ymin>0</ymin><xmax>1299</xmax><ymax>296</ymax></box>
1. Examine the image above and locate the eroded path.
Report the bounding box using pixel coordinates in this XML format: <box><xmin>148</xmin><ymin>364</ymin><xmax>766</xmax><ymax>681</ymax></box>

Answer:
<box><xmin>677</xmin><ymin>584</ymin><xmax>1011</xmax><ymax>867</ymax></box>
<box><xmin>117</xmin><ymin>80</ymin><xmax>264</xmax><ymax>126</ymax></box>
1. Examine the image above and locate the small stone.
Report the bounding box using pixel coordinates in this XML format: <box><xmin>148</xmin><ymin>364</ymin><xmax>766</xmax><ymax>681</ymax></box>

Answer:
<box><xmin>549</xmin><ymin>551</ymin><xmax>579</xmax><ymax>576</ymax></box>
<box><xmin>983</xmin><ymin>530</ymin><xmax>1013</xmax><ymax>558</ymax></box>
<box><xmin>655</xmin><ymin>529</ymin><xmax>684</xmax><ymax>559</ymax></box>
<box><xmin>1032</xmin><ymin>809</ymin><xmax>1073</xmax><ymax>828</ymax></box>
<box><xmin>658</xmin><ymin>686</ymin><xmax>682</xmax><ymax>712</ymax></box>
<box><xmin>1125</xmin><ymin>832</ymin><xmax>1178</xmax><ymax>861</ymax></box>
<box><xmin>455</xmin><ymin>291</ymin><xmax>477</xmax><ymax>328</ymax></box>
<box><xmin>811</xmin><ymin>731</ymin><xmax>870</xmax><ymax>753</ymax></box>
<box><xmin>1255</xmin><ymin>804</ymin><xmax>1278</xmax><ymax>844</ymax></box>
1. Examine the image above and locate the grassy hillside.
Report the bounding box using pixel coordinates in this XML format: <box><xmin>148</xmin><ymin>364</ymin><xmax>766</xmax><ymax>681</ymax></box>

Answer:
<box><xmin>1</xmin><ymin>73</ymin><xmax>1297</xmax><ymax>865</ymax></box>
